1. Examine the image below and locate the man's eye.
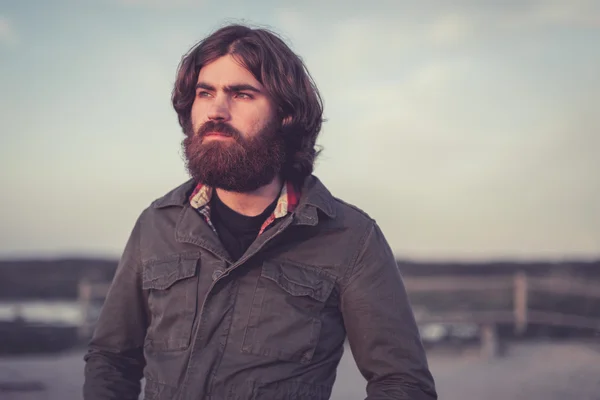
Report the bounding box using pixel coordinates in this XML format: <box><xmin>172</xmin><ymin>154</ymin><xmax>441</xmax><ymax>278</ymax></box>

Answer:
<box><xmin>197</xmin><ymin>91</ymin><xmax>211</xmax><ymax>98</ymax></box>
<box><xmin>236</xmin><ymin>92</ymin><xmax>253</xmax><ymax>99</ymax></box>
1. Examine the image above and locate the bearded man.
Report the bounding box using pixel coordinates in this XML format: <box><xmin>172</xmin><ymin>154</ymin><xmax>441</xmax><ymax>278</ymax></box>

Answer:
<box><xmin>83</xmin><ymin>24</ymin><xmax>437</xmax><ymax>400</ymax></box>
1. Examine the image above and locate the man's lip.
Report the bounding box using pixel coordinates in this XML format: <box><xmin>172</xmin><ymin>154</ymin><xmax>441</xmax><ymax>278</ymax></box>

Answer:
<box><xmin>204</xmin><ymin>132</ymin><xmax>231</xmax><ymax>137</ymax></box>
<box><xmin>203</xmin><ymin>132</ymin><xmax>234</xmax><ymax>141</ymax></box>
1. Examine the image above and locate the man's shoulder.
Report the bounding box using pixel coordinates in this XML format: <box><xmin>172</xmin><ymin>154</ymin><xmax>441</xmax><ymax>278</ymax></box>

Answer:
<box><xmin>131</xmin><ymin>179</ymin><xmax>196</xmax><ymax>232</ymax></box>
<box><xmin>306</xmin><ymin>175</ymin><xmax>375</xmax><ymax>227</ymax></box>
<box><xmin>330</xmin><ymin>195</ymin><xmax>375</xmax><ymax>225</ymax></box>
<box><xmin>148</xmin><ymin>179</ymin><xmax>197</xmax><ymax>210</ymax></box>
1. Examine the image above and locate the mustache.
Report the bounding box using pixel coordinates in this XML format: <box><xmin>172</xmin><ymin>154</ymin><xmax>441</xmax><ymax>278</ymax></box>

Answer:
<box><xmin>196</xmin><ymin>121</ymin><xmax>242</xmax><ymax>140</ymax></box>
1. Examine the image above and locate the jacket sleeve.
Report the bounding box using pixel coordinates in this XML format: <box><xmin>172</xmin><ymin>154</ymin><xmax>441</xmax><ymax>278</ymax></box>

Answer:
<box><xmin>83</xmin><ymin>216</ymin><xmax>149</xmax><ymax>400</ymax></box>
<box><xmin>340</xmin><ymin>221</ymin><xmax>437</xmax><ymax>400</ymax></box>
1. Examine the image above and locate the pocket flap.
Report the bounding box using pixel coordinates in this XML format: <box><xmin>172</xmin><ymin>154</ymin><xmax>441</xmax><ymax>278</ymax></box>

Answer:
<box><xmin>261</xmin><ymin>262</ymin><xmax>334</xmax><ymax>302</ymax></box>
<box><xmin>142</xmin><ymin>258</ymin><xmax>198</xmax><ymax>290</ymax></box>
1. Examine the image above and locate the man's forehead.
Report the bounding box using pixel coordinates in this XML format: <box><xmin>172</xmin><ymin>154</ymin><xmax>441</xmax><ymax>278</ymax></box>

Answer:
<box><xmin>196</xmin><ymin>55</ymin><xmax>262</xmax><ymax>87</ymax></box>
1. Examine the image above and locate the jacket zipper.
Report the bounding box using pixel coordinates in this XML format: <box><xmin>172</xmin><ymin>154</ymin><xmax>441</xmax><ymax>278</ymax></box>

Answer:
<box><xmin>177</xmin><ymin>216</ymin><xmax>294</xmax><ymax>399</ymax></box>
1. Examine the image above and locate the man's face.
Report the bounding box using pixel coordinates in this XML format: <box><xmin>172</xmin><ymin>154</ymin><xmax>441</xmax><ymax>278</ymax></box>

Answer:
<box><xmin>183</xmin><ymin>54</ymin><xmax>285</xmax><ymax>192</ymax></box>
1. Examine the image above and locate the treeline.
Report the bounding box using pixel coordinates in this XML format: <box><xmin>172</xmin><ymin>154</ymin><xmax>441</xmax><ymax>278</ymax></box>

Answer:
<box><xmin>0</xmin><ymin>259</ymin><xmax>117</xmax><ymax>300</ymax></box>
<box><xmin>397</xmin><ymin>259</ymin><xmax>600</xmax><ymax>277</ymax></box>
<box><xmin>0</xmin><ymin>258</ymin><xmax>598</xmax><ymax>300</ymax></box>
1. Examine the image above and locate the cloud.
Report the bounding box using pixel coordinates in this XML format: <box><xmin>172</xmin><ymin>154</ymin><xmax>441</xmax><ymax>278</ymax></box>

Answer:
<box><xmin>527</xmin><ymin>0</ymin><xmax>600</xmax><ymax>28</ymax></box>
<box><xmin>295</xmin><ymin>7</ymin><xmax>600</xmax><ymax>258</ymax></box>
<box><xmin>0</xmin><ymin>16</ymin><xmax>18</xmax><ymax>47</ymax></box>
<box><xmin>112</xmin><ymin>0</ymin><xmax>200</xmax><ymax>7</ymax></box>
<box><xmin>427</xmin><ymin>12</ymin><xmax>476</xmax><ymax>46</ymax></box>
<box><xmin>422</xmin><ymin>2</ymin><xmax>599</xmax><ymax>49</ymax></box>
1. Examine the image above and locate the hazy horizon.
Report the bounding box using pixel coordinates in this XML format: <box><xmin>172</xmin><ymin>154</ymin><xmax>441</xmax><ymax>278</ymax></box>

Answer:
<box><xmin>2</xmin><ymin>0</ymin><xmax>599</xmax><ymax>261</ymax></box>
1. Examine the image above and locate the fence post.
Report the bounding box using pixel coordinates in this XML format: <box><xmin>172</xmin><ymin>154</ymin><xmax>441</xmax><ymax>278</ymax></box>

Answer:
<box><xmin>78</xmin><ymin>279</ymin><xmax>92</xmax><ymax>340</ymax></box>
<box><xmin>514</xmin><ymin>271</ymin><xmax>528</xmax><ymax>335</ymax></box>
<box><xmin>480</xmin><ymin>323</ymin><xmax>501</xmax><ymax>358</ymax></box>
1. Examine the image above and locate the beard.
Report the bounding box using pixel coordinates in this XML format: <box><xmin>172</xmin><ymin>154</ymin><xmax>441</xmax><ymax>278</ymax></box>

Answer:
<box><xmin>182</xmin><ymin>119</ymin><xmax>286</xmax><ymax>193</ymax></box>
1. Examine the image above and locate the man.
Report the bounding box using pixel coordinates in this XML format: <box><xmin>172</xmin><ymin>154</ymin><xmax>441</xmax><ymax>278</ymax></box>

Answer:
<box><xmin>83</xmin><ymin>24</ymin><xmax>437</xmax><ymax>400</ymax></box>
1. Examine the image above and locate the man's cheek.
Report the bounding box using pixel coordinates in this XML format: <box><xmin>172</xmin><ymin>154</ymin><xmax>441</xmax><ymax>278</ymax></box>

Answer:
<box><xmin>190</xmin><ymin>106</ymin><xmax>205</xmax><ymax>133</ymax></box>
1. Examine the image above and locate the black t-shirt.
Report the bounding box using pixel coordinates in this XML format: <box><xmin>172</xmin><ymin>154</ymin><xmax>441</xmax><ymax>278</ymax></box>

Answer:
<box><xmin>210</xmin><ymin>192</ymin><xmax>278</xmax><ymax>261</ymax></box>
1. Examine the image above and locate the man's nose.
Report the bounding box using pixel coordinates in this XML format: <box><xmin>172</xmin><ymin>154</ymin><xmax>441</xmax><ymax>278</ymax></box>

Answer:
<box><xmin>207</xmin><ymin>96</ymin><xmax>231</xmax><ymax>121</ymax></box>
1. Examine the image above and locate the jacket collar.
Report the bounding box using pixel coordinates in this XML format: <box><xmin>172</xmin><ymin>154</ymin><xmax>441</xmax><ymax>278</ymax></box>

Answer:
<box><xmin>295</xmin><ymin>175</ymin><xmax>336</xmax><ymax>220</ymax></box>
<box><xmin>151</xmin><ymin>178</ymin><xmax>197</xmax><ymax>209</ymax></box>
<box><xmin>151</xmin><ymin>175</ymin><xmax>337</xmax><ymax>220</ymax></box>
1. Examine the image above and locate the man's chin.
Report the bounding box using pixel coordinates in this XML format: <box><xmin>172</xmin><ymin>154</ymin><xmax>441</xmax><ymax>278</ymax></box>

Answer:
<box><xmin>190</xmin><ymin>173</ymin><xmax>273</xmax><ymax>193</ymax></box>
<box><xmin>198</xmin><ymin>139</ymin><xmax>241</xmax><ymax>154</ymax></box>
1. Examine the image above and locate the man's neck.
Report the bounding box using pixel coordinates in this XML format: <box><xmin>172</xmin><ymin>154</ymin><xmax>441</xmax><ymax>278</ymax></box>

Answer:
<box><xmin>215</xmin><ymin>176</ymin><xmax>283</xmax><ymax>217</ymax></box>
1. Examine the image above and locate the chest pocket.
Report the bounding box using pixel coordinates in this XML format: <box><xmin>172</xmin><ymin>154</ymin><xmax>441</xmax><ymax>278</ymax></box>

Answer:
<box><xmin>142</xmin><ymin>257</ymin><xmax>199</xmax><ymax>352</ymax></box>
<box><xmin>242</xmin><ymin>261</ymin><xmax>335</xmax><ymax>364</ymax></box>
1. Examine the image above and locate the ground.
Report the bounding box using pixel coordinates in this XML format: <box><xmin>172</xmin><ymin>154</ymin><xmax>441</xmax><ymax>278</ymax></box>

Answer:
<box><xmin>1</xmin><ymin>340</ymin><xmax>599</xmax><ymax>399</ymax></box>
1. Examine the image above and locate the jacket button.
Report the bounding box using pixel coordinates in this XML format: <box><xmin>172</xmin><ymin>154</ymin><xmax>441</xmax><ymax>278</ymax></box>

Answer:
<box><xmin>212</xmin><ymin>270</ymin><xmax>223</xmax><ymax>281</ymax></box>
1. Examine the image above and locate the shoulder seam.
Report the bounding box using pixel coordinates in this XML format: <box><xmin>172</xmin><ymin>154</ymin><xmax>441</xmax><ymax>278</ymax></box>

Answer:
<box><xmin>341</xmin><ymin>219</ymin><xmax>376</xmax><ymax>291</ymax></box>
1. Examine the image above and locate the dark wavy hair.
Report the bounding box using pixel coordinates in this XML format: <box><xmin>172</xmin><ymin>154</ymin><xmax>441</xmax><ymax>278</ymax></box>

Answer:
<box><xmin>172</xmin><ymin>24</ymin><xmax>324</xmax><ymax>183</ymax></box>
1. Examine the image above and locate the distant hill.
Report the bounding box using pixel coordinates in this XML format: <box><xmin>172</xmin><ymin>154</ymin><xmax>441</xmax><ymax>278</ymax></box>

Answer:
<box><xmin>0</xmin><ymin>257</ymin><xmax>598</xmax><ymax>300</ymax></box>
<box><xmin>397</xmin><ymin>259</ymin><xmax>600</xmax><ymax>277</ymax></box>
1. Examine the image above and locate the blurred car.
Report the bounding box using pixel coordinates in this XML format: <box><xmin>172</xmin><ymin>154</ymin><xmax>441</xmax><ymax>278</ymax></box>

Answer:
<box><xmin>0</xmin><ymin>300</ymin><xmax>84</xmax><ymax>354</ymax></box>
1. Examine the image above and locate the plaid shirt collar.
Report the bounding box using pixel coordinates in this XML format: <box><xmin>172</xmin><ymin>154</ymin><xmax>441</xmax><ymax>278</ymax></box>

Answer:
<box><xmin>189</xmin><ymin>181</ymin><xmax>300</xmax><ymax>236</ymax></box>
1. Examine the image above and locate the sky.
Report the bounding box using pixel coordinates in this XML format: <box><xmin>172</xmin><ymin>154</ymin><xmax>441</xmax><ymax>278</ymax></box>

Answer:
<box><xmin>1</xmin><ymin>0</ymin><xmax>599</xmax><ymax>261</ymax></box>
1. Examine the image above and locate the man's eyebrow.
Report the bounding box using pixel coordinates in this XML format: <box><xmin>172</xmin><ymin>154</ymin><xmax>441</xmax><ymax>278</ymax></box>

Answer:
<box><xmin>195</xmin><ymin>82</ymin><xmax>262</xmax><ymax>93</ymax></box>
<box><xmin>195</xmin><ymin>82</ymin><xmax>216</xmax><ymax>91</ymax></box>
<box><xmin>226</xmin><ymin>84</ymin><xmax>262</xmax><ymax>93</ymax></box>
